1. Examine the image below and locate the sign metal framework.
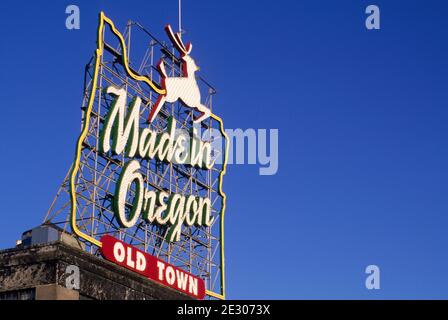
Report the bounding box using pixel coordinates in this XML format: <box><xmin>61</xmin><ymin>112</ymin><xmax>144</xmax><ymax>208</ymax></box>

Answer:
<box><xmin>45</xmin><ymin>12</ymin><xmax>228</xmax><ymax>300</ymax></box>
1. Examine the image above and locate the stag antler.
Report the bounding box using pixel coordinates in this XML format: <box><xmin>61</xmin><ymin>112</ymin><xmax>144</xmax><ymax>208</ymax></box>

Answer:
<box><xmin>165</xmin><ymin>24</ymin><xmax>192</xmax><ymax>55</ymax></box>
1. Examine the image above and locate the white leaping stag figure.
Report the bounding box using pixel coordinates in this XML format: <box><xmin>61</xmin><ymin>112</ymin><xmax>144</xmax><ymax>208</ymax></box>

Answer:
<box><xmin>147</xmin><ymin>25</ymin><xmax>211</xmax><ymax>124</ymax></box>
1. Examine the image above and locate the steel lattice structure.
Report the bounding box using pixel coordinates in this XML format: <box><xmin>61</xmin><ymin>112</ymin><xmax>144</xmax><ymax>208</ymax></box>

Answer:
<box><xmin>44</xmin><ymin>13</ymin><xmax>227</xmax><ymax>299</ymax></box>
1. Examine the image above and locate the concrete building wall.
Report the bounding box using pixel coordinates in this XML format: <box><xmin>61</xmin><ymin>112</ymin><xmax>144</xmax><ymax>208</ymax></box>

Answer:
<box><xmin>0</xmin><ymin>241</ymin><xmax>193</xmax><ymax>300</ymax></box>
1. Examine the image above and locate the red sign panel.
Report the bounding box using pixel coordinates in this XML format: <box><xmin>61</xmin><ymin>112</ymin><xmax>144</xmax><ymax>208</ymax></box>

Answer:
<box><xmin>100</xmin><ymin>235</ymin><xmax>206</xmax><ymax>299</ymax></box>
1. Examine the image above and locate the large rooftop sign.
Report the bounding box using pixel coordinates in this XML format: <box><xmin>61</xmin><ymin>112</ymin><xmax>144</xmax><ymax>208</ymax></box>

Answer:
<box><xmin>46</xmin><ymin>12</ymin><xmax>228</xmax><ymax>300</ymax></box>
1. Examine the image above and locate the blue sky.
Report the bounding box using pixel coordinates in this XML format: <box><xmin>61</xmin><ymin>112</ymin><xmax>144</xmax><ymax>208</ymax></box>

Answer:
<box><xmin>1</xmin><ymin>0</ymin><xmax>448</xmax><ymax>299</ymax></box>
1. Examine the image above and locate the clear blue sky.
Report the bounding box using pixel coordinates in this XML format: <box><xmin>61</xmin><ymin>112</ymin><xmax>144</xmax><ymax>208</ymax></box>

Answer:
<box><xmin>1</xmin><ymin>0</ymin><xmax>448</xmax><ymax>299</ymax></box>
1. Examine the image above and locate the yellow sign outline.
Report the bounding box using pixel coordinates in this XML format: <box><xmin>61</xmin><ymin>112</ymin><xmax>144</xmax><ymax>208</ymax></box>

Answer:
<box><xmin>69</xmin><ymin>12</ymin><xmax>229</xmax><ymax>300</ymax></box>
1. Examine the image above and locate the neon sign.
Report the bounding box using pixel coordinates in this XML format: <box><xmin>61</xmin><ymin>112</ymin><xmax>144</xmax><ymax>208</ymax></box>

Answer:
<box><xmin>100</xmin><ymin>86</ymin><xmax>215</xmax><ymax>242</ymax></box>
<box><xmin>67</xmin><ymin>12</ymin><xmax>229</xmax><ymax>299</ymax></box>
<box><xmin>100</xmin><ymin>235</ymin><xmax>206</xmax><ymax>299</ymax></box>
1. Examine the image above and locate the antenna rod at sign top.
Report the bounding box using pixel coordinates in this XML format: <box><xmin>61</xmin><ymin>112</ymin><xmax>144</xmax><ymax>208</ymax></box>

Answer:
<box><xmin>178</xmin><ymin>0</ymin><xmax>182</xmax><ymax>34</ymax></box>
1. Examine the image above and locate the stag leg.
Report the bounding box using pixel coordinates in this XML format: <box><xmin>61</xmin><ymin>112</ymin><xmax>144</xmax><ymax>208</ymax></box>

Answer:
<box><xmin>193</xmin><ymin>105</ymin><xmax>211</xmax><ymax>123</ymax></box>
<box><xmin>148</xmin><ymin>95</ymin><xmax>166</xmax><ymax>123</ymax></box>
